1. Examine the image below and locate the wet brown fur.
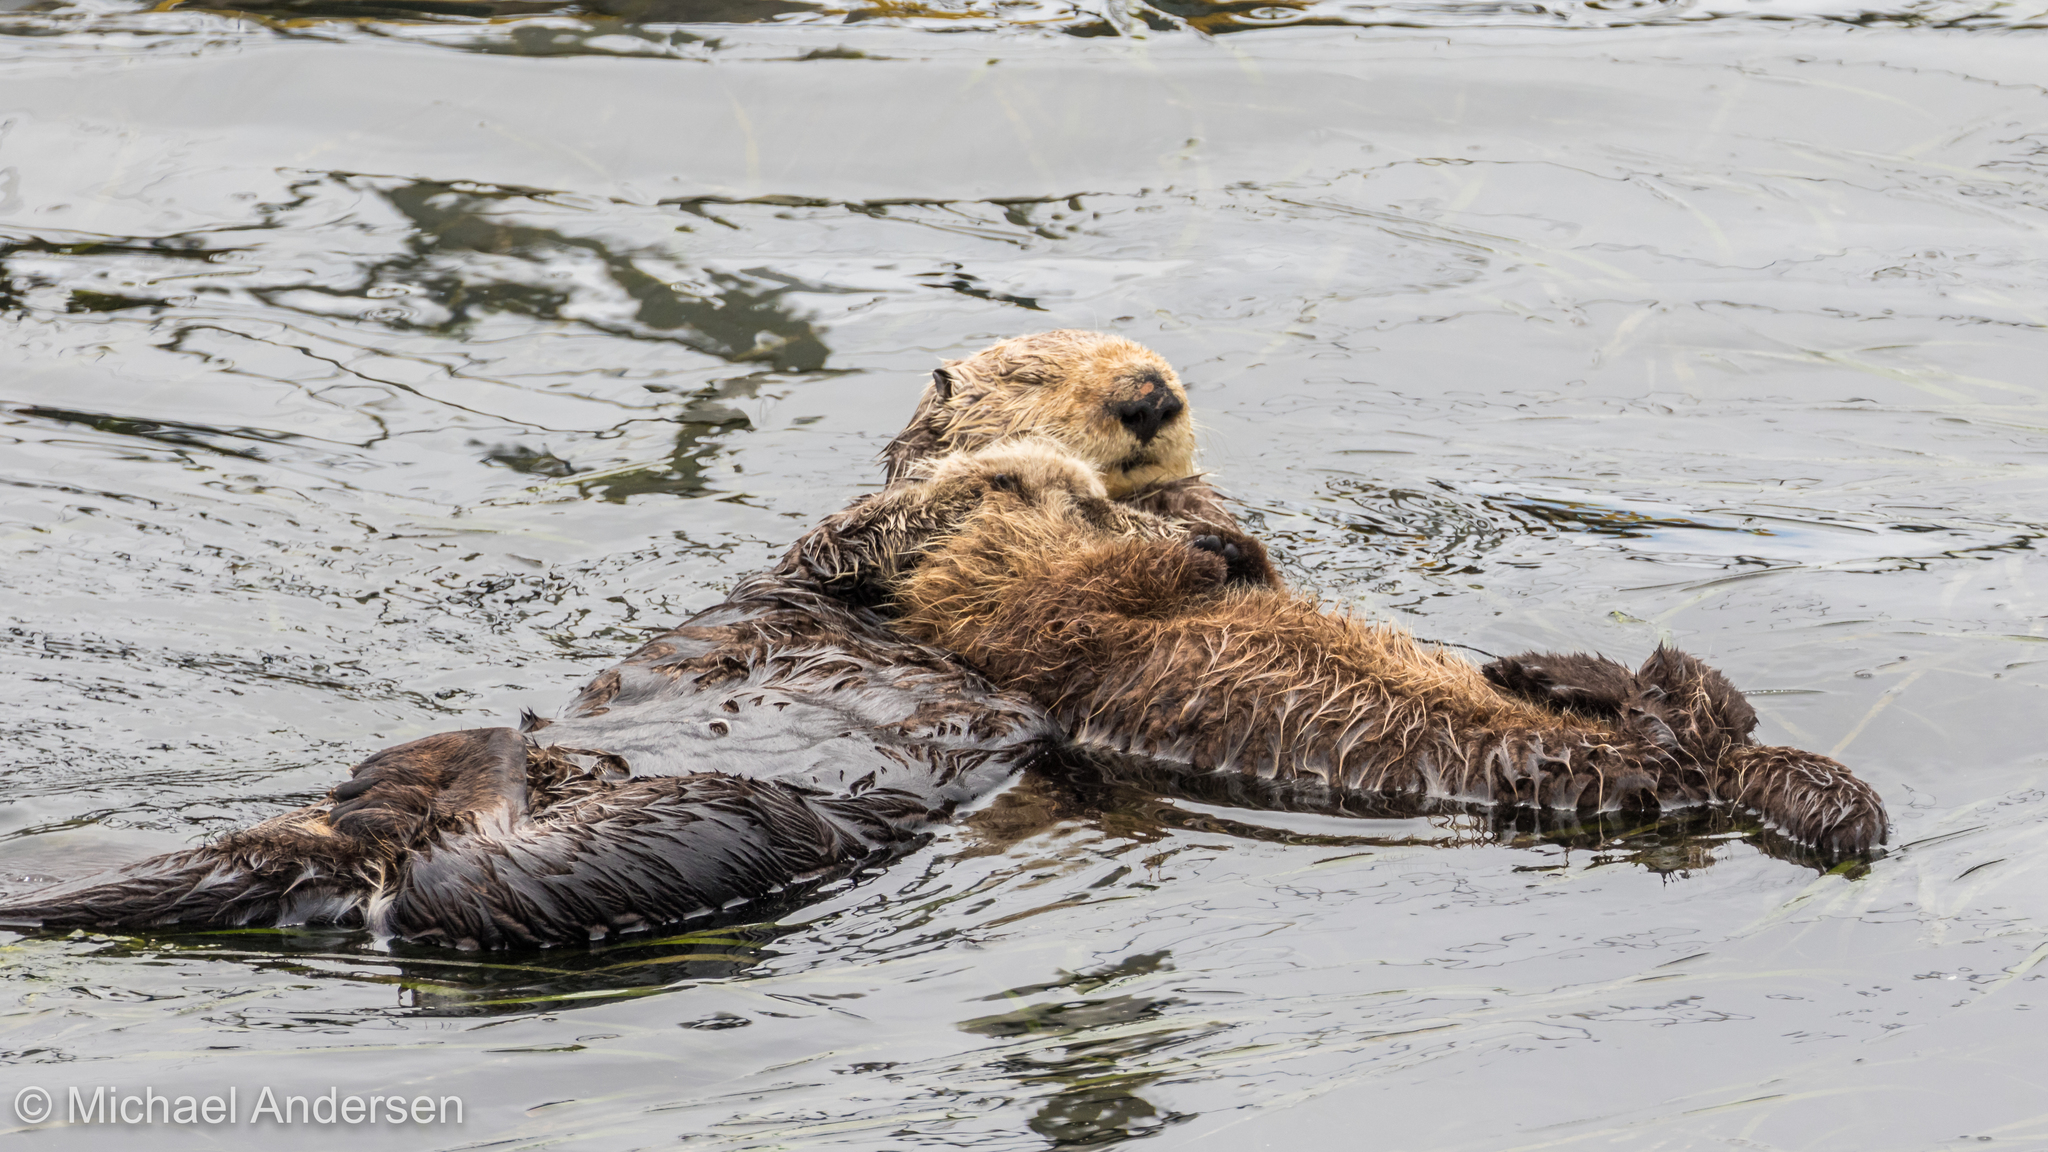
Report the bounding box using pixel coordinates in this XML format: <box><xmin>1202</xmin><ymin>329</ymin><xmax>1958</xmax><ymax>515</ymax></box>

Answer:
<box><xmin>0</xmin><ymin>562</ymin><xmax>1055</xmax><ymax>947</ymax></box>
<box><xmin>850</xmin><ymin>443</ymin><xmax>1889</xmax><ymax>858</ymax></box>
<box><xmin>0</xmin><ymin>729</ymin><xmax>900</xmax><ymax>948</ymax></box>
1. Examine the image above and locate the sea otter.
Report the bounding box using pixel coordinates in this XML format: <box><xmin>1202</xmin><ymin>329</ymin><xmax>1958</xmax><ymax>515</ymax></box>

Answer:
<box><xmin>0</xmin><ymin>335</ymin><xmax>1864</xmax><ymax>948</ymax></box>
<box><xmin>882</xmin><ymin>333</ymin><xmax>1751</xmax><ymax>738</ymax></box>
<box><xmin>812</xmin><ymin>440</ymin><xmax>1889</xmax><ymax>858</ymax></box>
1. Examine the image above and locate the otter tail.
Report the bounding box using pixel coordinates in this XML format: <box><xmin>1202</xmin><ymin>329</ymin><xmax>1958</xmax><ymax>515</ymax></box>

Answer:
<box><xmin>0</xmin><ymin>808</ymin><xmax>380</xmax><ymax>932</ymax></box>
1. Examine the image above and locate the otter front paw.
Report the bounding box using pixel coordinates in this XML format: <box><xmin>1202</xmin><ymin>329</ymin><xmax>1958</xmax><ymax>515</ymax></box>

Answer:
<box><xmin>1483</xmin><ymin>652</ymin><xmax>1638</xmax><ymax>718</ymax></box>
<box><xmin>1189</xmin><ymin>531</ymin><xmax>1279</xmax><ymax>589</ymax></box>
<box><xmin>1636</xmin><ymin>646</ymin><xmax>1758</xmax><ymax>763</ymax></box>
<box><xmin>1184</xmin><ymin>534</ymin><xmax>1232</xmax><ymax>592</ymax></box>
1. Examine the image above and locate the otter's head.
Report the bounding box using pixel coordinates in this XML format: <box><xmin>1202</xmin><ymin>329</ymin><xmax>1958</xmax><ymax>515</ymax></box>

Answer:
<box><xmin>783</xmin><ymin>439</ymin><xmax>1166</xmax><ymax>607</ymax></box>
<box><xmin>881</xmin><ymin>330</ymin><xmax>1198</xmax><ymax>500</ymax></box>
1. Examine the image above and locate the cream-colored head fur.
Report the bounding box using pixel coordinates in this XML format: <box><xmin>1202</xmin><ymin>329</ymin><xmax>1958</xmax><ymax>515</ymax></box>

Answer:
<box><xmin>912</xmin><ymin>436</ymin><xmax>1108</xmax><ymax>500</ymax></box>
<box><xmin>882</xmin><ymin>330</ymin><xmax>1200</xmax><ymax>499</ymax></box>
<box><xmin>905</xmin><ymin>439</ymin><xmax>1178</xmax><ymax>558</ymax></box>
<box><xmin>783</xmin><ymin>439</ymin><xmax>1173</xmax><ymax>607</ymax></box>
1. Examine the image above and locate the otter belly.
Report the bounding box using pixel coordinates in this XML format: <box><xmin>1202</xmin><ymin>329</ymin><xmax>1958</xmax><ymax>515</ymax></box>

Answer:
<box><xmin>534</xmin><ymin>571</ymin><xmax>1051</xmax><ymax>809</ymax></box>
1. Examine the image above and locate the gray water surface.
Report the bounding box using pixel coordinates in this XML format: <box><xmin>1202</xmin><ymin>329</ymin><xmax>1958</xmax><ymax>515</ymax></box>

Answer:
<box><xmin>2</xmin><ymin>7</ymin><xmax>2047</xmax><ymax>1150</ymax></box>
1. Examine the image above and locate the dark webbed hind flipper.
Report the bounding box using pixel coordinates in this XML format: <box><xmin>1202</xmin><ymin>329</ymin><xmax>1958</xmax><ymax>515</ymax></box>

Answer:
<box><xmin>1483</xmin><ymin>652</ymin><xmax>1639</xmax><ymax>718</ymax></box>
<box><xmin>1718</xmin><ymin>744</ymin><xmax>1888</xmax><ymax>858</ymax></box>
<box><xmin>382</xmin><ymin>776</ymin><xmax>920</xmax><ymax>950</ymax></box>
<box><xmin>1493</xmin><ymin>648</ymin><xmax>1883</xmax><ymax>855</ymax></box>
<box><xmin>1485</xmin><ymin>646</ymin><xmax>1763</xmax><ymax>769</ymax></box>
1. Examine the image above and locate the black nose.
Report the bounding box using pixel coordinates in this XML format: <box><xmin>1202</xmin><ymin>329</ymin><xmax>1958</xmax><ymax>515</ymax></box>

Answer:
<box><xmin>1110</xmin><ymin>387</ymin><xmax>1184</xmax><ymax>444</ymax></box>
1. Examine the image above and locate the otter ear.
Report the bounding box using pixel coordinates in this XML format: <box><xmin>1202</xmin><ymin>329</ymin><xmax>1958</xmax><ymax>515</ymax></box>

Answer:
<box><xmin>986</xmin><ymin>472</ymin><xmax>1021</xmax><ymax>494</ymax></box>
<box><xmin>931</xmin><ymin>366</ymin><xmax>956</xmax><ymax>400</ymax></box>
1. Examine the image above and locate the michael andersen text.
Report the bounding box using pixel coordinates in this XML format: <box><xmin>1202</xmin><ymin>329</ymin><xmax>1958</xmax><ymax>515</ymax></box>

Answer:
<box><xmin>13</xmin><ymin>1084</ymin><xmax>463</xmax><ymax>1127</ymax></box>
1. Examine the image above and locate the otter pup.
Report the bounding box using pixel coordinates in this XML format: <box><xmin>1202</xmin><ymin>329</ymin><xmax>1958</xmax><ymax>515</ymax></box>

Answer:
<box><xmin>881</xmin><ymin>331</ymin><xmax>1746</xmax><ymax>749</ymax></box>
<box><xmin>822</xmin><ymin>441</ymin><xmax>1889</xmax><ymax>858</ymax></box>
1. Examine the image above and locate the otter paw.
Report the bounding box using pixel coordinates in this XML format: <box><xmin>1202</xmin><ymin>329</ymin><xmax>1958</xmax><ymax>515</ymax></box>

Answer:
<box><xmin>329</xmin><ymin>728</ymin><xmax>532</xmax><ymax>846</ymax></box>
<box><xmin>1189</xmin><ymin>530</ymin><xmax>1279</xmax><ymax>589</ymax></box>
<box><xmin>1636</xmin><ymin>646</ymin><xmax>1759</xmax><ymax>763</ymax></box>
<box><xmin>1483</xmin><ymin>652</ymin><xmax>1638</xmax><ymax>719</ymax></box>
<box><xmin>1178</xmin><ymin>534</ymin><xmax>1232</xmax><ymax>592</ymax></box>
<box><xmin>1620</xmin><ymin>702</ymin><xmax>1681</xmax><ymax>757</ymax></box>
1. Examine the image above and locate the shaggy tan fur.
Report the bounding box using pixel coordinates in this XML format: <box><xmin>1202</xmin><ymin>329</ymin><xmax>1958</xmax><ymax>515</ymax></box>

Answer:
<box><xmin>785</xmin><ymin>436</ymin><xmax>1270</xmax><ymax>607</ymax></box>
<box><xmin>882</xmin><ymin>330</ymin><xmax>1244</xmax><ymax>533</ymax></box>
<box><xmin>845</xmin><ymin>442</ymin><xmax>1889</xmax><ymax>858</ymax></box>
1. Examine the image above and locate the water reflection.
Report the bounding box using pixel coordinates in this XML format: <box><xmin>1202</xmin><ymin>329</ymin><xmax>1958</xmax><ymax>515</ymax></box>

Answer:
<box><xmin>14</xmin><ymin>405</ymin><xmax>294</xmax><ymax>462</ymax></box>
<box><xmin>2</xmin><ymin>172</ymin><xmax>844</xmax><ymax>371</ymax></box>
<box><xmin>2</xmin><ymin>173</ymin><xmax>859</xmax><ymax>503</ymax></box>
<box><xmin>58</xmin><ymin>921</ymin><xmax>792</xmax><ymax>1016</ymax></box>
<box><xmin>960</xmin><ymin>951</ymin><xmax>1194</xmax><ymax>1149</ymax></box>
<box><xmin>281</xmin><ymin>178</ymin><xmax>839</xmax><ymax>371</ymax></box>
<box><xmin>982</xmin><ymin>758</ymin><xmax>1841</xmax><ymax>876</ymax></box>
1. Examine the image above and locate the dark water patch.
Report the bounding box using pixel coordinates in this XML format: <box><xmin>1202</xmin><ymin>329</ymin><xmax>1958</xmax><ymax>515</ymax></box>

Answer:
<box><xmin>960</xmin><ymin>952</ymin><xmax>1198</xmax><ymax>1148</ymax></box>
<box><xmin>556</xmin><ymin>402</ymin><xmax>760</xmax><ymax>502</ymax></box>
<box><xmin>64</xmin><ymin>290</ymin><xmax>168</xmax><ymax>313</ymax></box>
<box><xmin>8</xmin><ymin>920</ymin><xmax>801</xmax><ymax>1017</ymax></box>
<box><xmin>916</xmin><ymin>264</ymin><xmax>1048</xmax><ymax>312</ymax></box>
<box><xmin>461</xmin><ymin>19</ymin><xmax>721</xmax><ymax>56</ymax></box>
<box><xmin>13</xmin><ymin>405</ymin><xmax>299</xmax><ymax>461</ymax></box>
<box><xmin>479</xmin><ymin>441</ymin><xmax>580</xmax><ymax>478</ymax></box>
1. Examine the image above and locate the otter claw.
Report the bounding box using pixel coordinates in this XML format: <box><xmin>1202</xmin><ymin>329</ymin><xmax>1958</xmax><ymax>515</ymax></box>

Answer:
<box><xmin>1191</xmin><ymin>534</ymin><xmax>1224</xmax><ymax>554</ymax></box>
